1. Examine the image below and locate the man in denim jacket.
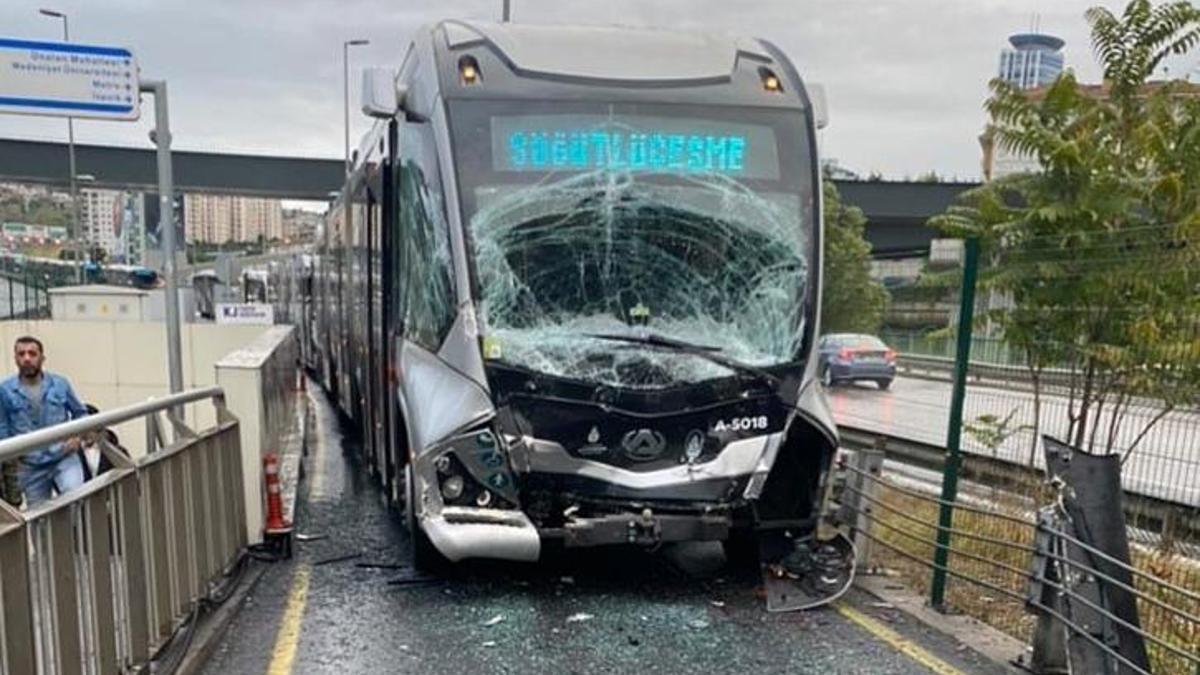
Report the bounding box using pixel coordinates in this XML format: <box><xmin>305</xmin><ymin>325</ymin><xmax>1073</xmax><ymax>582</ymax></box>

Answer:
<box><xmin>0</xmin><ymin>336</ymin><xmax>88</xmax><ymax>506</ymax></box>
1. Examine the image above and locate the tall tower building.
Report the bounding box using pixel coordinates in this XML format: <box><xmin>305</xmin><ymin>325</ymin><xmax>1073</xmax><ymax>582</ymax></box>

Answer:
<box><xmin>998</xmin><ymin>33</ymin><xmax>1065</xmax><ymax>90</ymax></box>
<box><xmin>79</xmin><ymin>188</ymin><xmax>123</xmax><ymax>256</ymax></box>
<box><xmin>984</xmin><ymin>32</ymin><xmax>1067</xmax><ymax>180</ymax></box>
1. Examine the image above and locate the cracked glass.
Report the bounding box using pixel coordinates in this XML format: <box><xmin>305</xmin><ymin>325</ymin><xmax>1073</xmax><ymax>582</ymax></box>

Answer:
<box><xmin>452</xmin><ymin>102</ymin><xmax>814</xmax><ymax>389</ymax></box>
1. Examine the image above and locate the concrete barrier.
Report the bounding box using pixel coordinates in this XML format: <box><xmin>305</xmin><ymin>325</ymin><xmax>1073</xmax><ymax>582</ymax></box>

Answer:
<box><xmin>215</xmin><ymin>325</ymin><xmax>298</xmax><ymax>544</ymax></box>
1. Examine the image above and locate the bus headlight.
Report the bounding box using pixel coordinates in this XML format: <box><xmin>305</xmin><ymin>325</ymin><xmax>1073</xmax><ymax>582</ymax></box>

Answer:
<box><xmin>431</xmin><ymin>428</ymin><xmax>518</xmax><ymax>509</ymax></box>
<box><xmin>442</xmin><ymin>475</ymin><xmax>465</xmax><ymax>501</ymax></box>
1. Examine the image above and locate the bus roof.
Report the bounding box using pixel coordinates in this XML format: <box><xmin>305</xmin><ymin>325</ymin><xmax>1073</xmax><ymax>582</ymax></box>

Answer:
<box><xmin>441</xmin><ymin>20</ymin><xmax>772</xmax><ymax>83</ymax></box>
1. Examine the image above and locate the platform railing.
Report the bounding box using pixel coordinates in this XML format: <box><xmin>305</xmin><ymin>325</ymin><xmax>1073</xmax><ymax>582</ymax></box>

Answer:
<box><xmin>0</xmin><ymin>387</ymin><xmax>246</xmax><ymax>675</ymax></box>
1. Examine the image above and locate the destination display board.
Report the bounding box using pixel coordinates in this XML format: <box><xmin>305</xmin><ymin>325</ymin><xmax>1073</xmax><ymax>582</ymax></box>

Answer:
<box><xmin>491</xmin><ymin>114</ymin><xmax>780</xmax><ymax>180</ymax></box>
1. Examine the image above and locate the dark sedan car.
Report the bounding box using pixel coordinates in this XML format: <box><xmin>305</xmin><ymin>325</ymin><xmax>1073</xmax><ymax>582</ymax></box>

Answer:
<box><xmin>817</xmin><ymin>333</ymin><xmax>897</xmax><ymax>389</ymax></box>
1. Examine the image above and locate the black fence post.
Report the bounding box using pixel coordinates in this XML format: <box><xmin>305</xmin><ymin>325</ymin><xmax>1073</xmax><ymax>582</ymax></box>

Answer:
<box><xmin>1042</xmin><ymin>435</ymin><xmax>1150</xmax><ymax>674</ymax></box>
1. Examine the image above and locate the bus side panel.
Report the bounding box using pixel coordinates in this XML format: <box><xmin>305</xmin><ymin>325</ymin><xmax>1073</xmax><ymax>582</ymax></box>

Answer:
<box><xmin>383</xmin><ymin>120</ymin><xmax>404</xmax><ymax>503</ymax></box>
<box><xmin>367</xmin><ymin>159</ymin><xmax>390</xmax><ymax>487</ymax></box>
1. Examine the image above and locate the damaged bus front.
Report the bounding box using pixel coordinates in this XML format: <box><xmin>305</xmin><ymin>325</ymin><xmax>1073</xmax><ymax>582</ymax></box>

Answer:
<box><xmin>389</xmin><ymin>21</ymin><xmax>839</xmax><ymax>575</ymax></box>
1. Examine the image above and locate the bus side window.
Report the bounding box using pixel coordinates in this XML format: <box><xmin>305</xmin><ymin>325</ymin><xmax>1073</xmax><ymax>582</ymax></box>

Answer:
<box><xmin>396</xmin><ymin>123</ymin><xmax>456</xmax><ymax>352</ymax></box>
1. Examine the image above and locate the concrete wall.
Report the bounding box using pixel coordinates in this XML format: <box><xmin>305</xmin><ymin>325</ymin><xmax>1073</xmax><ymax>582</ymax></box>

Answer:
<box><xmin>215</xmin><ymin>325</ymin><xmax>298</xmax><ymax>544</ymax></box>
<box><xmin>0</xmin><ymin>320</ymin><xmax>268</xmax><ymax>457</ymax></box>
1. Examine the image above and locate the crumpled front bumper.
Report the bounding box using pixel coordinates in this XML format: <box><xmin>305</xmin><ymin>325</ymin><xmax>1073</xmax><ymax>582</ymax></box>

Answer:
<box><xmin>421</xmin><ymin>506</ymin><xmax>541</xmax><ymax>562</ymax></box>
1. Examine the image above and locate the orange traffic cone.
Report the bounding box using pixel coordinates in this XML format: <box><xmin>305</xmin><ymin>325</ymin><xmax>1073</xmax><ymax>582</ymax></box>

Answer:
<box><xmin>264</xmin><ymin>453</ymin><xmax>291</xmax><ymax>534</ymax></box>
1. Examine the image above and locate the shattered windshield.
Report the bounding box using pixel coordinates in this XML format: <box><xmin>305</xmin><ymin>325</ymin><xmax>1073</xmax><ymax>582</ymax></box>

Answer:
<box><xmin>451</xmin><ymin>102</ymin><xmax>815</xmax><ymax>390</ymax></box>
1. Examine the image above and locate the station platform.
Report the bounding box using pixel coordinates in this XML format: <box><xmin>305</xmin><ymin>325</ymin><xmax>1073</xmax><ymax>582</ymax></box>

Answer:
<box><xmin>194</xmin><ymin>385</ymin><xmax>1016</xmax><ymax>675</ymax></box>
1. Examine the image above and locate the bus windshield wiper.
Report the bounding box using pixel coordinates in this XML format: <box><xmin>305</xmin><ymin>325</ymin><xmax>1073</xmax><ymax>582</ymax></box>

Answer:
<box><xmin>584</xmin><ymin>332</ymin><xmax>780</xmax><ymax>388</ymax></box>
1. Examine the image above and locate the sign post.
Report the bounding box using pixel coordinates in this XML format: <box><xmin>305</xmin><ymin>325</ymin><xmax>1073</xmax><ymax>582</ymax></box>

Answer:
<box><xmin>1</xmin><ymin>37</ymin><xmax>184</xmax><ymax>399</ymax></box>
<box><xmin>140</xmin><ymin>79</ymin><xmax>183</xmax><ymax>399</ymax></box>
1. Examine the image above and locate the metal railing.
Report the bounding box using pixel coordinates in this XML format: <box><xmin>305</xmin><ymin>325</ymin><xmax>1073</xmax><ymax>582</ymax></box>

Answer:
<box><xmin>837</xmin><ymin>425</ymin><xmax>1200</xmax><ymax>550</ymax></box>
<box><xmin>0</xmin><ymin>274</ymin><xmax>51</xmax><ymax>322</ymax></box>
<box><xmin>834</xmin><ymin>447</ymin><xmax>1200</xmax><ymax>674</ymax></box>
<box><xmin>0</xmin><ymin>387</ymin><xmax>247</xmax><ymax>675</ymax></box>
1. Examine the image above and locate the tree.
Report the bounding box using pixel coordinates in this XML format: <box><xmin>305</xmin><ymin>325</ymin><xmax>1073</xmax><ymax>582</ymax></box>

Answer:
<box><xmin>821</xmin><ymin>179</ymin><xmax>889</xmax><ymax>334</ymax></box>
<box><xmin>931</xmin><ymin>0</ymin><xmax>1200</xmax><ymax>458</ymax></box>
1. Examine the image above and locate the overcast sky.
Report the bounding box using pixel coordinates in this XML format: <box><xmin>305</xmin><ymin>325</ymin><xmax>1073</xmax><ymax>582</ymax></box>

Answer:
<box><xmin>3</xmin><ymin>0</ymin><xmax>1198</xmax><ymax>180</ymax></box>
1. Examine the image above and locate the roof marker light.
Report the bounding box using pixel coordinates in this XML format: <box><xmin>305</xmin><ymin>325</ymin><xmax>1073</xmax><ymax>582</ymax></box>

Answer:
<box><xmin>459</xmin><ymin>55</ymin><xmax>481</xmax><ymax>85</ymax></box>
<box><xmin>759</xmin><ymin>67</ymin><xmax>783</xmax><ymax>93</ymax></box>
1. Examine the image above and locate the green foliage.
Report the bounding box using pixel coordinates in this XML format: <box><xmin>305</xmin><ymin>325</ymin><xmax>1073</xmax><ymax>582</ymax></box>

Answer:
<box><xmin>821</xmin><ymin>180</ymin><xmax>890</xmax><ymax>334</ymax></box>
<box><xmin>931</xmin><ymin>0</ymin><xmax>1200</xmax><ymax>455</ymax></box>
<box><xmin>0</xmin><ymin>194</ymin><xmax>70</xmax><ymax>231</ymax></box>
<box><xmin>964</xmin><ymin>409</ymin><xmax>1033</xmax><ymax>457</ymax></box>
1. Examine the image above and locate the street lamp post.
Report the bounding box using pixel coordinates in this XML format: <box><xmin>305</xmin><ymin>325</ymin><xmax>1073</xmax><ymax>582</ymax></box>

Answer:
<box><xmin>343</xmin><ymin>39</ymin><xmax>369</xmax><ymax>177</ymax></box>
<box><xmin>38</xmin><ymin>8</ymin><xmax>84</xmax><ymax>282</ymax></box>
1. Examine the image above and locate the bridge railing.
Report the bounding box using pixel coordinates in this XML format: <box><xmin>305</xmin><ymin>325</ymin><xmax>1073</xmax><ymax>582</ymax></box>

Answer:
<box><xmin>0</xmin><ymin>387</ymin><xmax>246</xmax><ymax>675</ymax></box>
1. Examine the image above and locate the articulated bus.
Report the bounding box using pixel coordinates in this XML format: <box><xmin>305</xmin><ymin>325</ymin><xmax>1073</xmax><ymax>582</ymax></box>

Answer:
<box><xmin>306</xmin><ymin>19</ymin><xmax>838</xmax><ymax>573</ymax></box>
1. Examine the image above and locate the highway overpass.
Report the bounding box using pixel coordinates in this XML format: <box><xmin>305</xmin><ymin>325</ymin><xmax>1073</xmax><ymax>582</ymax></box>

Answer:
<box><xmin>0</xmin><ymin>137</ymin><xmax>977</xmax><ymax>257</ymax></box>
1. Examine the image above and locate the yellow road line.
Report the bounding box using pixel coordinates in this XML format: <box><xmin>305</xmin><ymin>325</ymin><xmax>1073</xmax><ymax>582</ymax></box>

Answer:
<box><xmin>306</xmin><ymin>388</ymin><xmax>327</xmax><ymax>498</ymax></box>
<box><xmin>835</xmin><ymin>603</ymin><xmax>964</xmax><ymax>675</ymax></box>
<box><xmin>266</xmin><ymin>564</ymin><xmax>311</xmax><ymax>675</ymax></box>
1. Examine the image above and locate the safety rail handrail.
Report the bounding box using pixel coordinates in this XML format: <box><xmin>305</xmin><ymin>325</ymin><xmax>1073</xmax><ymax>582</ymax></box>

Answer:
<box><xmin>0</xmin><ymin>385</ymin><xmax>225</xmax><ymax>464</ymax></box>
<box><xmin>0</xmin><ymin>386</ymin><xmax>247</xmax><ymax>675</ymax></box>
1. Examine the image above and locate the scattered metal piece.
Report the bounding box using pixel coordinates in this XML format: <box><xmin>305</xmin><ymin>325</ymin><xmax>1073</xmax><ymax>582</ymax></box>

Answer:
<box><xmin>762</xmin><ymin>533</ymin><xmax>856</xmax><ymax>612</ymax></box>
<box><xmin>314</xmin><ymin>552</ymin><xmax>363</xmax><ymax>566</ymax></box>
<box><xmin>387</xmin><ymin>572</ymin><xmax>441</xmax><ymax>587</ymax></box>
<box><xmin>687</xmin><ymin>619</ymin><xmax>710</xmax><ymax>630</ymax></box>
<box><xmin>355</xmin><ymin>562</ymin><xmax>407</xmax><ymax>570</ymax></box>
<box><xmin>870</xmin><ymin>602</ymin><xmax>895</xmax><ymax>610</ymax></box>
<box><xmin>560</xmin><ymin>576</ymin><xmax>575</xmax><ymax>585</ymax></box>
<box><xmin>483</xmin><ymin>614</ymin><xmax>505</xmax><ymax>627</ymax></box>
<box><xmin>565</xmin><ymin>612</ymin><xmax>594</xmax><ymax>624</ymax></box>
<box><xmin>710</xmin><ymin>600</ymin><xmax>726</xmax><ymax>608</ymax></box>
<box><xmin>295</xmin><ymin>533</ymin><xmax>327</xmax><ymax>542</ymax></box>
<box><xmin>481</xmin><ymin>640</ymin><xmax>497</xmax><ymax>648</ymax></box>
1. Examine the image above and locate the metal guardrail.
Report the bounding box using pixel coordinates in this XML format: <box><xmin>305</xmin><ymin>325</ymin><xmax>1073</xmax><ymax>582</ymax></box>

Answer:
<box><xmin>836</xmin><ymin>425</ymin><xmax>1200</xmax><ymax>558</ymax></box>
<box><xmin>0</xmin><ymin>387</ymin><xmax>247</xmax><ymax>674</ymax></box>
<box><xmin>833</xmin><ymin>446</ymin><xmax>1200</xmax><ymax>674</ymax></box>
<box><xmin>897</xmin><ymin>353</ymin><xmax>1078</xmax><ymax>389</ymax></box>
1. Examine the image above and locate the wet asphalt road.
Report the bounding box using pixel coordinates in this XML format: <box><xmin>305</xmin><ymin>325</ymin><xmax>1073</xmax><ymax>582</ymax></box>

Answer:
<box><xmin>827</xmin><ymin>375</ymin><xmax>1200</xmax><ymax>506</ymax></box>
<box><xmin>201</xmin><ymin>388</ymin><xmax>1009</xmax><ymax>675</ymax></box>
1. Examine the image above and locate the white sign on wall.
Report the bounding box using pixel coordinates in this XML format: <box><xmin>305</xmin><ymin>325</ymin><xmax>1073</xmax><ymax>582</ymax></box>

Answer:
<box><xmin>0</xmin><ymin>37</ymin><xmax>139</xmax><ymax>120</ymax></box>
<box><xmin>216</xmin><ymin>303</ymin><xmax>275</xmax><ymax>325</ymax></box>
